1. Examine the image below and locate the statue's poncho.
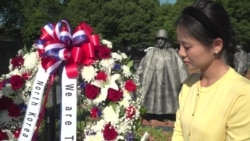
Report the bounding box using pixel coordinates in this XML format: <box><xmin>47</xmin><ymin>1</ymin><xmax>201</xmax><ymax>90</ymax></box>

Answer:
<box><xmin>233</xmin><ymin>48</ymin><xmax>248</xmax><ymax>75</ymax></box>
<box><xmin>136</xmin><ymin>47</ymin><xmax>188</xmax><ymax>114</ymax></box>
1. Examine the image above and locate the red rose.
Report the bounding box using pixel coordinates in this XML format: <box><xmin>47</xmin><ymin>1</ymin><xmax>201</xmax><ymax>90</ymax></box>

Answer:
<box><xmin>8</xmin><ymin>103</ymin><xmax>21</xmax><ymax>118</ymax></box>
<box><xmin>11</xmin><ymin>56</ymin><xmax>24</xmax><ymax>70</ymax></box>
<box><xmin>125</xmin><ymin>80</ymin><xmax>137</xmax><ymax>92</ymax></box>
<box><xmin>125</xmin><ymin>105</ymin><xmax>136</xmax><ymax>119</ymax></box>
<box><xmin>107</xmin><ymin>88</ymin><xmax>123</xmax><ymax>102</ymax></box>
<box><xmin>96</xmin><ymin>71</ymin><xmax>107</xmax><ymax>81</ymax></box>
<box><xmin>90</xmin><ymin>107</ymin><xmax>100</xmax><ymax>119</ymax></box>
<box><xmin>103</xmin><ymin>122</ymin><xmax>118</xmax><ymax>140</ymax></box>
<box><xmin>9</xmin><ymin>75</ymin><xmax>24</xmax><ymax>90</ymax></box>
<box><xmin>0</xmin><ymin>96</ymin><xmax>13</xmax><ymax>110</ymax></box>
<box><xmin>0</xmin><ymin>130</ymin><xmax>8</xmax><ymax>140</ymax></box>
<box><xmin>85</xmin><ymin>84</ymin><xmax>100</xmax><ymax>99</ymax></box>
<box><xmin>98</xmin><ymin>45</ymin><xmax>111</xmax><ymax>59</ymax></box>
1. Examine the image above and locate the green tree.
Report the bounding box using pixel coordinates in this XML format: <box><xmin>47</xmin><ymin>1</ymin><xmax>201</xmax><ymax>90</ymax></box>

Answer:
<box><xmin>1</xmin><ymin>0</ymin><xmax>250</xmax><ymax>52</ymax></box>
<box><xmin>60</xmin><ymin>0</ymin><xmax>160</xmax><ymax>50</ymax></box>
<box><xmin>158</xmin><ymin>0</ymin><xmax>193</xmax><ymax>48</ymax></box>
<box><xmin>220</xmin><ymin>0</ymin><xmax>250</xmax><ymax>51</ymax></box>
<box><xmin>59</xmin><ymin>0</ymin><xmax>104</xmax><ymax>29</ymax></box>
<box><xmin>0</xmin><ymin>1</ymin><xmax>23</xmax><ymax>41</ymax></box>
<box><xmin>19</xmin><ymin>0</ymin><xmax>63</xmax><ymax>41</ymax></box>
<box><xmin>99</xmin><ymin>0</ymin><xmax>160</xmax><ymax>51</ymax></box>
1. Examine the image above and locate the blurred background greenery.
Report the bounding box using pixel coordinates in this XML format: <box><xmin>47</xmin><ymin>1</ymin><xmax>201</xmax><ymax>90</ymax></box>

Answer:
<box><xmin>0</xmin><ymin>0</ymin><xmax>249</xmax><ymax>51</ymax></box>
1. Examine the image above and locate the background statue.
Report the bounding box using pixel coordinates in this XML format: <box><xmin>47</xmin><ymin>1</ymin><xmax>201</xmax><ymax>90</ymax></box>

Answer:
<box><xmin>136</xmin><ymin>29</ymin><xmax>189</xmax><ymax>123</ymax></box>
<box><xmin>233</xmin><ymin>45</ymin><xmax>248</xmax><ymax>76</ymax></box>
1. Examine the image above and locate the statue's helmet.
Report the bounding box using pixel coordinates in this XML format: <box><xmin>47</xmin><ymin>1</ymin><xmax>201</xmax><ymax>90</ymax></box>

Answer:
<box><xmin>155</xmin><ymin>29</ymin><xmax>168</xmax><ymax>40</ymax></box>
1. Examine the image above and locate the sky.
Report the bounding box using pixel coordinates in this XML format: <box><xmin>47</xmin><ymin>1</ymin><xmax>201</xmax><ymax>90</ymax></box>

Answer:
<box><xmin>160</xmin><ymin>0</ymin><xmax>176</xmax><ymax>4</ymax></box>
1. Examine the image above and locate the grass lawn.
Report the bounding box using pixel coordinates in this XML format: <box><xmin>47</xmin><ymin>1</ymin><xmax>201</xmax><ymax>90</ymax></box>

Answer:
<box><xmin>135</xmin><ymin>125</ymin><xmax>173</xmax><ymax>141</ymax></box>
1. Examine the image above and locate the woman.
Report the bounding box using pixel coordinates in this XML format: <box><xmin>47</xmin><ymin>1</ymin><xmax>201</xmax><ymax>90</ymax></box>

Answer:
<box><xmin>172</xmin><ymin>0</ymin><xmax>250</xmax><ymax>141</ymax></box>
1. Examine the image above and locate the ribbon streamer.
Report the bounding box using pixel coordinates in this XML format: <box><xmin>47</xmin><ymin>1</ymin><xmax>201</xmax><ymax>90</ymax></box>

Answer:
<box><xmin>18</xmin><ymin>66</ymin><xmax>50</xmax><ymax>141</ymax></box>
<box><xmin>19</xmin><ymin>19</ymin><xmax>101</xmax><ymax>141</ymax></box>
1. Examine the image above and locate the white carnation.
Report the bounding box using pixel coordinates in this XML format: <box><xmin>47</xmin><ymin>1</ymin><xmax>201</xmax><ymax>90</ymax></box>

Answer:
<box><xmin>99</xmin><ymin>58</ymin><xmax>115</xmax><ymax>70</ymax></box>
<box><xmin>119</xmin><ymin>90</ymin><xmax>131</xmax><ymax>108</ymax></box>
<box><xmin>118</xmin><ymin>118</ymin><xmax>131</xmax><ymax>134</ymax></box>
<box><xmin>81</xmin><ymin>66</ymin><xmax>96</xmax><ymax>82</ymax></box>
<box><xmin>122</xmin><ymin>65</ymin><xmax>132</xmax><ymax>77</ymax></box>
<box><xmin>23</xmin><ymin>52</ymin><xmax>39</xmax><ymax>70</ymax></box>
<box><xmin>111</xmin><ymin>52</ymin><xmax>122</xmax><ymax>61</ymax></box>
<box><xmin>103</xmin><ymin>105</ymin><xmax>119</xmax><ymax>124</ymax></box>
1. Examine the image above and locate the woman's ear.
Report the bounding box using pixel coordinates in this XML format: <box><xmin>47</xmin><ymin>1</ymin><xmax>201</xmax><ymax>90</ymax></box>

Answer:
<box><xmin>213</xmin><ymin>38</ymin><xmax>223</xmax><ymax>54</ymax></box>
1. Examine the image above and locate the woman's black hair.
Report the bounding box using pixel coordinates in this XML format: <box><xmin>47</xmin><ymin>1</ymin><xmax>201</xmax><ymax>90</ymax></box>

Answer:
<box><xmin>176</xmin><ymin>0</ymin><xmax>236</xmax><ymax>67</ymax></box>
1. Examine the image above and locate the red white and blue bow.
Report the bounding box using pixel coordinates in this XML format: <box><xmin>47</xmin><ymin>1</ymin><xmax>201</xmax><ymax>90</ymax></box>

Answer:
<box><xmin>18</xmin><ymin>20</ymin><xmax>101</xmax><ymax>141</ymax></box>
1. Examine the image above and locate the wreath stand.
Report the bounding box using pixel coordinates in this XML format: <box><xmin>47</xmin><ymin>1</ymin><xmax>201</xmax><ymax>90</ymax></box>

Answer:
<box><xmin>44</xmin><ymin>84</ymin><xmax>60</xmax><ymax>140</ymax></box>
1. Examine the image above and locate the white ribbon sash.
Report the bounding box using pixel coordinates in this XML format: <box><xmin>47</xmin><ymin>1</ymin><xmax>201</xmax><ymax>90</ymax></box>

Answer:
<box><xmin>60</xmin><ymin>67</ymin><xmax>77</xmax><ymax>141</ymax></box>
<box><xmin>18</xmin><ymin>66</ymin><xmax>77</xmax><ymax>141</ymax></box>
<box><xmin>18</xmin><ymin>66</ymin><xmax>50</xmax><ymax>141</ymax></box>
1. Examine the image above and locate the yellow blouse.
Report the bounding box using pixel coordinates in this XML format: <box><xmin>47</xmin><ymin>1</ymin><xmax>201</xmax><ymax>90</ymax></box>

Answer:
<box><xmin>172</xmin><ymin>67</ymin><xmax>250</xmax><ymax>141</ymax></box>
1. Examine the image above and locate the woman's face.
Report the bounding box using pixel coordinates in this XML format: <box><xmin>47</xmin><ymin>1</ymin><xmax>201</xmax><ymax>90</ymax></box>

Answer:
<box><xmin>177</xmin><ymin>28</ymin><xmax>215</xmax><ymax>70</ymax></box>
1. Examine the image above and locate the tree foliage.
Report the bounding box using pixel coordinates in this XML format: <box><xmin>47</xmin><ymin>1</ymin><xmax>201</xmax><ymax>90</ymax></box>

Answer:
<box><xmin>19</xmin><ymin>0</ymin><xmax>64</xmax><ymax>41</ymax></box>
<box><xmin>0</xmin><ymin>1</ymin><xmax>23</xmax><ymax>41</ymax></box>
<box><xmin>158</xmin><ymin>0</ymin><xmax>193</xmax><ymax>48</ymax></box>
<box><xmin>98</xmin><ymin>0</ymin><xmax>159</xmax><ymax>50</ymax></box>
<box><xmin>0</xmin><ymin>0</ymin><xmax>250</xmax><ymax>51</ymax></box>
<box><xmin>221</xmin><ymin>0</ymin><xmax>250</xmax><ymax>51</ymax></box>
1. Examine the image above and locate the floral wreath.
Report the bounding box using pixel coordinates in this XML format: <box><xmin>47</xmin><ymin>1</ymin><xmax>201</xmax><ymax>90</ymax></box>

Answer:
<box><xmin>80</xmin><ymin>49</ymin><xmax>142</xmax><ymax>141</ymax></box>
<box><xmin>0</xmin><ymin>20</ymin><xmax>143</xmax><ymax>141</ymax></box>
<box><xmin>0</xmin><ymin>47</ymin><xmax>39</xmax><ymax>140</ymax></box>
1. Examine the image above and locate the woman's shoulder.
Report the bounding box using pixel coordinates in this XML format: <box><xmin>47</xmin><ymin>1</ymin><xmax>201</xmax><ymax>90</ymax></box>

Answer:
<box><xmin>228</xmin><ymin>67</ymin><xmax>250</xmax><ymax>85</ymax></box>
<box><xmin>226</xmin><ymin>68</ymin><xmax>250</xmax><ymax>94</ymax></box>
